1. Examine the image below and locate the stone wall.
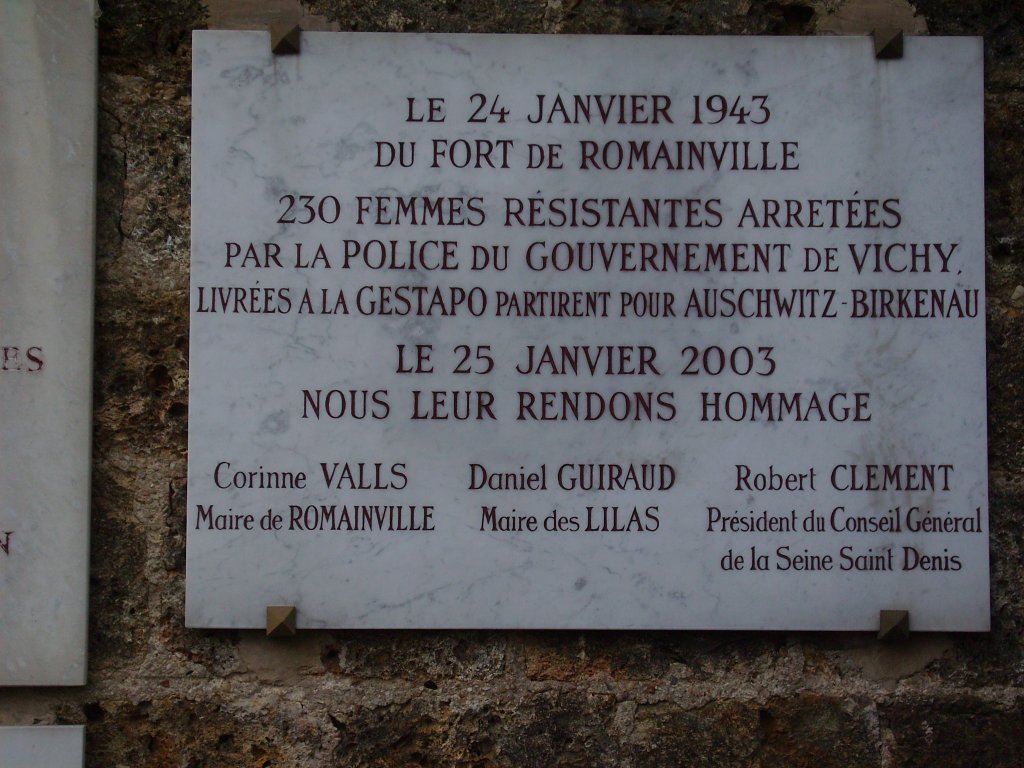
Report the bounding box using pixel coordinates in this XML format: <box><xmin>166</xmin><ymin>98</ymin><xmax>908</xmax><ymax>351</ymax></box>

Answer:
<box><xmin>1</xmin><ymin>0</ymin><xmax>1022</xmax><ymax>765</ymax></box>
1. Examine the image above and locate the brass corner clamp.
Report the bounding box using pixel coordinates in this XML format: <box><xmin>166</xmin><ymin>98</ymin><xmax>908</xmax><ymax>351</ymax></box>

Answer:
<box><xmin>271</xmin><ymin>24</ymin><xmax>301</xmax><ymax>55</ymax></box>
<box><xmin>878</xmin><ymin>609</ymin><xmax>910</xmax><ymax>641</ymax></box>
<box><xmin>872</xmin><ymin>28</ymin><xmax>904</xmax><ymax>60</ymax></box>
<box><xmin>266</xmin><ymin>605</ymin><xmax>298</xmax><ymax>637</ymax></box>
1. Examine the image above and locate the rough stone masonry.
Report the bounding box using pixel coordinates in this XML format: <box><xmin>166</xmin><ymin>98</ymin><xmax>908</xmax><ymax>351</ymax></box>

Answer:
<box><xmin>1</xmin><ymin>0</ymin><xmax>1023</xmax><ymax>765</ymax></box>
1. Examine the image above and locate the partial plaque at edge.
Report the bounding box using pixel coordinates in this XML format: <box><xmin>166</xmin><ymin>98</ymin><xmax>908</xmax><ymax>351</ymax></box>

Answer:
<box><xmin>0</xmin><ymin>0</ymin><xmax>97</xmax><ymax>684</ymax></box>
<box><xmin>0</xmin><ymin>727</ymin><xmax>86</xmax><ymax>768</ymax></box>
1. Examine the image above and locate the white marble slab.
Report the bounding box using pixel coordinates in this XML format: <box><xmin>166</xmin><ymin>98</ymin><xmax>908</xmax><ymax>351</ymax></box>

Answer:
<box><xmin>0</xmin><ymin>1</ymin><xmax>96</xmax><ymax>683</ymax></box>
<box><xmin>188</xmin><ymin>33</ymin><xmax>987</xmax><ymax>631</ymax></box>
<box><xmin>0</xmin><ymin>727</ymin><xmax>85</xmax><ymax>768</ymax></box>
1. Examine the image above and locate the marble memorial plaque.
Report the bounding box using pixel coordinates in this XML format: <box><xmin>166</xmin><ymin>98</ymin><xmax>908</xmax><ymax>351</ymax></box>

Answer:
<box><xmin>0</xmin><ymin>1</ymin><xmax>96</xmax><ymax>683</ymax></box>
<box><xmin>188</xmin><ymin>33</ymin><xmax>987</xmax><ymax>631</ymax></box>
<box><xmin>0</xmin><ymin>727</ymin><xmax>85</xmax><ymax>768</ymax></box>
